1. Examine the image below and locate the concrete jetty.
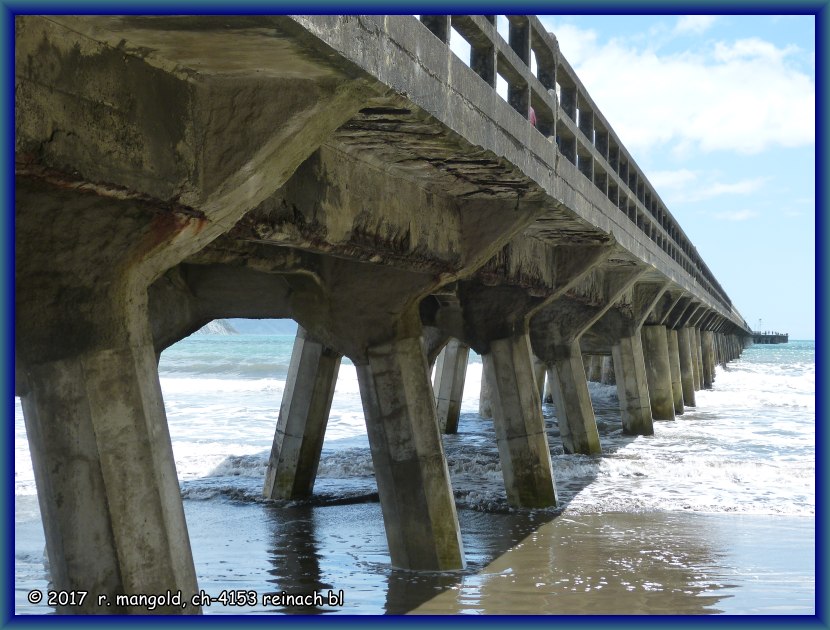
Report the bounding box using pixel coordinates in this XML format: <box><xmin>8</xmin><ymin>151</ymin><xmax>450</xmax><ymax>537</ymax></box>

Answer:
<box><xmin>15</xmin><ymin>14</ymin><xmax>751</xmax><ymax>613</ymax></box>
<box><xmin>751</xmin><ymin>331</ymin><xmax>789</xmax><ymax>344</ymax></box>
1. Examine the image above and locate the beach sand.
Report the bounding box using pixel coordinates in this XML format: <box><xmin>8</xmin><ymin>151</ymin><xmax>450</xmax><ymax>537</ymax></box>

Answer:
<box><xmin>181</xmin><ymin>499</ymin><xmax>814</xmax><ymax>615</ymax></box>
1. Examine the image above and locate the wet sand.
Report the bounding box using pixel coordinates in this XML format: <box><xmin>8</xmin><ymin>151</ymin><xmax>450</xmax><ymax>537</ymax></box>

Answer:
<box><xmin>181</xmin><ymin>500</ymin><xmax>814</xmax><ymax>615</ymax></box>
<box><xmin>14</xmin><ymin>493</ymin><xmax>814</xmax><ymax>615</ymax></box>
<box><xmin>411</xmin><ymin>511</ymin><xmax>815</xmax><ymax>615</ymax></box>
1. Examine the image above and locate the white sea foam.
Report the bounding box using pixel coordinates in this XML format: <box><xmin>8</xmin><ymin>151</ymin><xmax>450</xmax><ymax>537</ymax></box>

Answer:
<box><xmin>13</xmin><ymin>340</ymin><xmax>815</xmax><ymax>518</ymax></box>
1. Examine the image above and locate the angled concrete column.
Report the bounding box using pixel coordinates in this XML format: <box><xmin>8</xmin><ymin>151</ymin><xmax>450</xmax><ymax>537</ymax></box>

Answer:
<box><xmin>532</xmin><ymin>355</ymin><xmax>547</xmax><ymax>403</ymax></box>
<box><xmin>483</xmin><ymin>335</ymin><xmax>558</xmax><ymax>507</ymax></box>
<box><xmin>666</xmin><ymin>329</ymin><xmax>684</xmax><ymax>415</ymax></box>
<box><xmin>557</xmin><ymin>275</ymin><xmax>658</xmax><ymax>438</ymax></box>
<box><xmin>601</xmin><ymin>355</ymin><xmax>615</xmax><ymax>385</ymax></box>
<box><xmin>479</xmin><ymin>375</ymin><xmax>493</xmax><ymax>418</ymax></box>
<box><xmin>640</xmin><ymin>325</ymin><xmax>675</xmax><ymax>421</ymax></box>
<box><xmin>677</xmin><ymin>328</ymin><xmax>696</xmax><ymax>407</ymax></box>
<box><xmin>612</xmin><ymin>333</ymin><xmax>654</xmax><ymax>435</ymax></box>
<box><xmin>433</xmin><ymin>338</ymin><xmax>470</xmax><ymax>434</ymax></box>
<box><xmin>357</xmin><ymin>335</ymin><xmax>465</xmax><ymax>571</ymax></box>
<box><xmin>587</xmin><ymin>354</ymin><xmax>602</xmax><ymax>382</ymax></box>
<box><xmin>19</xmin><ymin>312</ymin><xmax>199</xmax><ymax>613</ymax></box>
<box><xmin>544</xmin><ymin>367</ymin><xmax>556</xmax><ymax>403</ymax></box>
<box><xmin>546</xmin><ymin>341</ymin><xmax>602</xmax><ymax>454</ymax></box>
<box><xmin>264</xmin><ymin>327</ymin><xmax>341</xmax><ymax>500</ymax></box>
<box><xmin>701</xmin><ymin>331</ymin><xmax>714</xmax><ymax>389</ymax></box>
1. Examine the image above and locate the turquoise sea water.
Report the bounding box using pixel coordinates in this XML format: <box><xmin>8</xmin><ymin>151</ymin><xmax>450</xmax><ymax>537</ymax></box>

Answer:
<box><xmin>14</xmin><ymin>336</ymin><xmax>815</xmax><ymax>615</ymax></box>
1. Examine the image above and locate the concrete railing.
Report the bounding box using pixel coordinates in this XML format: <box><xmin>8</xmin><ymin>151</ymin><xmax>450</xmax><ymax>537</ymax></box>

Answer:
<box><xmin>420</xmin><ymin>14</ymin><xmax>733</xmax><ymax>314</ymax></box>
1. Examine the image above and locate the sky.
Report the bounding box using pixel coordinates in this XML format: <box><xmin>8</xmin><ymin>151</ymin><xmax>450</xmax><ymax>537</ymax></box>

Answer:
<box><xmin>448</xmin><ymin>14</ymin><xmax>816</xmax><ymax>339</ymax></box>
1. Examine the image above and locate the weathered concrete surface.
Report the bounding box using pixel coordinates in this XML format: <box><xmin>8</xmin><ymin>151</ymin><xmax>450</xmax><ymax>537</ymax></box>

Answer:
<box><xmin>601</xmin><ymin>354</ymin><xmax>616</xmax><ymax>385</ymax></box>
<box><xmin>702</xmin><ymin>330</ymin><xmax>715</xmax><ymax>389</ymax></box>
<box><xmin>677</xmin><ymin>327</ymin><xmax>697</xmax><ymax>407</ymax></box>
<box><xmin>666</xmin><ymin>329</ymin><xmax>685</xmax><ymax>415</ymax></box>
<box><xmin>694</xmin><ymin>327</ymin><xmax>705</xmax><ymax>391</ymax></box>
<box><xmin>482</xmin><ymin>336</ymin><xmax>558</xmax><ymax>507</ymax></box>
<box><xmin>612</xmin><ymin>334</ymin><xmax>653</xmax><ymax>435</ymax></box>
<box><xmin>15</xmin><ymin>13</ymin><xmax>753</xmax><ymax>605</ymax></box>
<box><xmin>545</xmin><ymin>341</ymin><xmax>601</xmax><ymax>454</ymax></box>
<box><xmin>532</xmin><ymin>355</ymin><xmax>548</xmax><ymax>402</ymax></box>
<box><xmin>529</xmin><ymin>264</ymin><xmax>646</xmax><ymax>452</ymax></box>
<box><xmin>433</xmin><ymin>338</ymin><xmax>470</xmax><ymax>433</ymax></box>
<box><xmin>263</xmin><ymin>327</ymin><xmax>341</xmax><ymax>500</ymax></box>
<box><xmin>15</xmin><ymin>179</ymin><xmax>205</xmax><ymax>614</ymax></box>
<box><xmin>479</xmin><ymin>373</ymin><xmax>493</xmax><ymax>419</ymax></box>
<box><xmin>586</xmin><ymin>355</ymin><xmax>602</xmax><ymax>382</ymax></box>
<box><xmin>357</xmin><ymin>335</ymin><xmax>465</xmax><ymax>570</ymax></box>
<box><xmin>641</xmin><ymin>325</ymin><xmax>675</xmax><ymax>421</ymax></box>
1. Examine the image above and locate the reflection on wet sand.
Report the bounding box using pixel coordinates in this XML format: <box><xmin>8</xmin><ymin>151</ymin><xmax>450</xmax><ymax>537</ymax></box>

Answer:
<box><xmin>264</xmin><ymin>509</ymin><xmax>333</xmax><ymax>614</ymax></box>
<box><xmin>411</xmin><ymin>512</ymin><xmax>734</xmax><ymax>615</ymax></box>
<box><xmin>184</xmin><ymin>494</ymin><xmax>813</xmax><ymax>615</ymax></box>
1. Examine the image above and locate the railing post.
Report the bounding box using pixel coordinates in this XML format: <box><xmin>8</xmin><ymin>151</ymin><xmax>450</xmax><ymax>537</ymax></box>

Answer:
<box><xmin>471</xmin><ymin>43</ymin><xmax>497</xmax><ymax>87</ymax></box>
<box><xmin>420</xmin><ymin>15</ymin><xmax>451</xmax><ymax>44</ymax></box>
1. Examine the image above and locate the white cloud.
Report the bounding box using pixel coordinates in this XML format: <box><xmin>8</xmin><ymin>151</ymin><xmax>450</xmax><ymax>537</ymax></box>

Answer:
<box><xmin>643</xmin><ymin>170</ymin><xmax>766</xmax><ymax>204</ymax></box>
<box><xmin>703</xmin><ymin>178</ymin><xmax>766</xmax><ymax>198</ymax></box>
<box><xmin>714</xmin><ymin>37</ymin><xmax>800</xmax><ymax>64</ymax></box>
<box><xmin>541</xmin><ymin>19</ymin><xmax>815</xmax><ymax>155</ymax></box>
<box><xmin>675</xmin><ymin>15</ymin><xmax>718</xmax><ymax>34</ymax></box>
<box><xmin>680</xmin><ymin>177</ymin><xmax>766</xmax><ymax>203</ymax></box>
<box><xmin>712</xmin><ymin>209</ymin><xmax>758</xmax><ymax>221</ymax></box>
<box><xmin>647</xmin><ymin>168</ymin><xmax>698</xmax><ymax>189</ymax></box>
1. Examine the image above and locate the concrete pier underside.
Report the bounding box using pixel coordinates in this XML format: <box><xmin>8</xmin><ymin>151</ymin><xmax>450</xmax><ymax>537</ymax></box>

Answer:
<box><xmin>15</xmin><ymin>15</ymin><xmax>751</xmax><ymax>613</ymax></box>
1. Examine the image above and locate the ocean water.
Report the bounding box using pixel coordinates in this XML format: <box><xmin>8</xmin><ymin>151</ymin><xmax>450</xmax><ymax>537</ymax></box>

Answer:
<box><xmin>13</xmin><ymin>335</ymin><xmax>815</xmax><ymax>615</ymax></box>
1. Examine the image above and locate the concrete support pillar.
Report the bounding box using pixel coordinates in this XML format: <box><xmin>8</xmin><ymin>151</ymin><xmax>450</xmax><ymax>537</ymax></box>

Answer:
<box><xmin>690</xmin><ymin>328</ymin><xmax>702</xmax><ymax>390</ymax></box>
<box><xmin>544</xmin><ymin>367</ymin><xmax>555</xmax><ymax>403</ymax></box>
<box><xmin>694</xmin><ymin>328</ymin><xmax>705</xmax><ymax>390</ymax></box>
<box><xmin>666</xmin><ymin>329</ymin><xmax>685</xmax><ymax>415</ymax></box>
<box><xmin>677</xmin><ymin>328</ymin><xmax>696</xmax><ymax>407</ymax></box>
<box><xmin>611</xmin><ymin>333</ymin><xmax>654</xmax><ymax>435</ymax></box>
<box><xmin>357</xmin><ymin>335</ymin><xmax>465</xmax><ymax>570</ymax></box>
<box><xmin>532</xmin><ymin>355</ymin><xmax>547</xmax><ymax>403</ymax></box>
<box><xmin>587</xmin><ymin>354</ymin><xmax>602</xmax><ymax>382</ymax></box>
<box><xmin>479</xmin><ymin>376</ymin><xmax>493</xmax><ymax>418</ymax></box>
<box><xmin>264</xmin><ymin>327</ymin><xmax>341</xmax><ymax>500</ymax></box>
<box><xmin>19</xmin><ymin>325</ymin><xmax>199</xmax><ymax>613</ymax></box>
<box><xmin>547</xmin><ymin>341</ymin><xmax>602</xmax><ymax>453</ymax></box>
<box><xmin>600</xmin><ymin>355</ymin><xmax>615</xmax><ymax>385</ymax></box>
<box><xmin>640</xmin><ymin>325</ymin><xmax>675</xmax><ymax>421</ymax></box>
<box><xmin>482</xmin><ymin>336</ymin><xmax>558</xmax><ymax>507</ymax></box>
<box><xmin>701</xmin><ymin>331</ymin><xmax>714</xmax><ymax>389</ymax></box>
<box><xmin>433</xmin><ymin>339</ymin><xmax>470</xmax><ymax>434</ymax></box>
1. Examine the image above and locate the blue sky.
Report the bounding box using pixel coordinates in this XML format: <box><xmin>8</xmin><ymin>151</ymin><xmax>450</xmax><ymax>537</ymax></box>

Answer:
<box><xmin>450</xmin><ymin>14</ymin><xmax>816</xmax><ymax>339</ymax></box>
